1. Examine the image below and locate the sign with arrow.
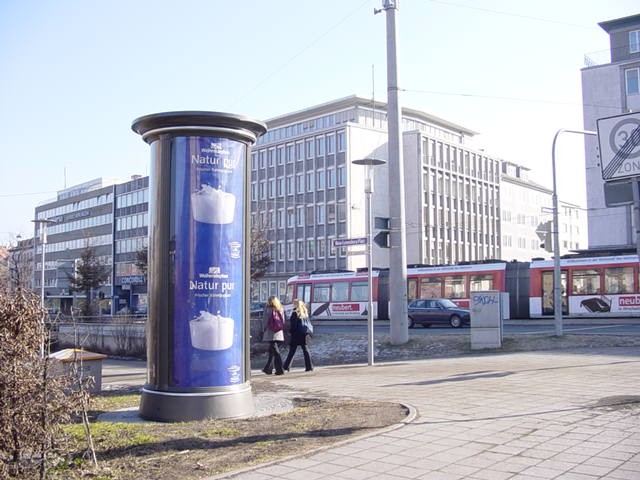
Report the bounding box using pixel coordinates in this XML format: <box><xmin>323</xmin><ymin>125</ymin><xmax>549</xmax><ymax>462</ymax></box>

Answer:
<box><xmin>597</xmin><ymin>111</ymin><xmax>640</xmax><ymax>181</ymax></box>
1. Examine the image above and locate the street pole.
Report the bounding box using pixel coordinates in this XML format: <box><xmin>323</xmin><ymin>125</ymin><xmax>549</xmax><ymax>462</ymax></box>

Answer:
<box><xmin>353</xmin><ymin>158</ymin><xmax>385</xmax><ymax>366</ymax></box>
<box><xmin>551</xmin><ymin>128</ymin><xmax>597</xmax><ymax>336</ymax></box>
<box><xmin>379</xmin><ymin>0</ymin><xmax>408</xmax><ymax>345</ymax></box>
<box><xmin>32</xmin><ymin>218</ymin><xmax>56</xmax><ymax>356</ymax></box>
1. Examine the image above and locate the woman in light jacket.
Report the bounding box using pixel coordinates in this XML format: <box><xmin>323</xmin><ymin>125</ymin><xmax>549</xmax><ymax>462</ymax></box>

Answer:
<box><xmin>261</xmin><ymin>295</ymin><xmax>285</xmax><ymax>375</ymax></box>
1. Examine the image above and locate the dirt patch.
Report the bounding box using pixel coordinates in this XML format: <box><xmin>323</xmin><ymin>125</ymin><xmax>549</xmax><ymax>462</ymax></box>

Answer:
<box><xmin>54</xmin><ymin>381</ymin><xmax>408</xmax><ymax>480</ymax></box>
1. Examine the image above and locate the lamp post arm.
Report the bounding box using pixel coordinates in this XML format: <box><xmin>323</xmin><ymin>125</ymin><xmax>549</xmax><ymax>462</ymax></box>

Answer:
<box><xmin>551</xmin><ymin>128</ymin><xmax>597</xmax><ymax>337</ymax></box>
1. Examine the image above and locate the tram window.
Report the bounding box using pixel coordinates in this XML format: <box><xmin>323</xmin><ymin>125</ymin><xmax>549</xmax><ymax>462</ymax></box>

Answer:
<box><xmin>314</xmin><ymin>284</ymin><xmax>330</xmax><ymax>302</ymax></box>
<box><xmin>470</xmin><ymin>274</ymin><xmax>494</xmax><ymax>291</ymax></box>
<box><xmin>605</xmin><ymin>267</ymin><xmax>633</xmax><ymax>294</ymax></box>
<box><xmin>572</xmin><ymin>269</ymin><xmax>600</xmax><ymax>295</ymax></box>
<box><xmin>351</xmin><ymin>281</ymin><xmax>368</xmax><ymax>301</ymax></box>
<box><xmin>332</xmin><ymin>282</ymin><xmax>349</xmax><ymax>301</ymax></box>
<box><xmin>444</xmin><ymin>275</ymin><xmax>467</xmax><ymax>298</ymax></box>
<box><xmin>284</xmin><ymin>284</ymin><xmax>294</xmax><ymax>304</ymax></box>
<box><xmin>407</xmin><ymin>278</ymin><xmax>418</xmax><ymax>301</ymax></box>
<box><xmin>419</xmin><ymin>277</ymin><xmax>442</xmax><ymax>298</ymax></box>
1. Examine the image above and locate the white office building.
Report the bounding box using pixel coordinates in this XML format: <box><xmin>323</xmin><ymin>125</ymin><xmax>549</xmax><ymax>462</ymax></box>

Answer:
<box><xmin>251</xmin><ymin>96</ymin><xmax>584</xmax><ymax>299</ymax></box>
<box><xmin>499</xmin><ymin>162</ymin><xmax>586</xmax><ymax>262</ymax></box>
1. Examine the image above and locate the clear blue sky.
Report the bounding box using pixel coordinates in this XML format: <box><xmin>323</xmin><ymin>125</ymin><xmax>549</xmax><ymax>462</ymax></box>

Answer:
<box><xmin>1</xmin><ymin>0</ymin><xmax>638</xmax><ymax>243</ymax></box>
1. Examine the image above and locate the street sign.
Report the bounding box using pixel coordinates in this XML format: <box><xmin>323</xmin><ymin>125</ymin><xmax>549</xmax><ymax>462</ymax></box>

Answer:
<box><xmin>333</xmin><ymin>237</ymin><xmax>367</xmax><ymax>247</ymax></box>
<box><xmin>346</xmin><ymin>250</ymin><xmax>366</xmax><ymax>256</ymax></box>
<box><xmin>597</xmin><ymin>111</ymin><xmax>640</xmax><ymax>181</ymax></box>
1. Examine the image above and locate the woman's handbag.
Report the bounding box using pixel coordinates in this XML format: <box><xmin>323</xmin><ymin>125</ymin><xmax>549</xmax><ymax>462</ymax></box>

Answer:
<box><xmin>301</xmin><ymin>316</ymin><xmax>313</xmax><ymax>334</ymax></box>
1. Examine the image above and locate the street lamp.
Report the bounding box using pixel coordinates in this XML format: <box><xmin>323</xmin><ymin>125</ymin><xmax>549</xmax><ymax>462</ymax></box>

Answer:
<box><xmin>353</xmin><ymin>157</ymin><xmax>386</xmax><ymax>366</ymax></box>
<box><xmin>551</xmin><ymin>128</ymin><xmax>597</xmax><ymax>336</ymax></box>
<box><xmin>32</xmin><ymin>218</ymin><xmax>56</xmax><ymax>356</ymax></box>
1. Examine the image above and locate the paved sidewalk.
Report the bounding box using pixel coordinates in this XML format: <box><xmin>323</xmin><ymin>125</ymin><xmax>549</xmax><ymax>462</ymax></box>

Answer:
<box><xmin>216</xmin><ymin>348</ymin><xmax>640</xmax><ymax>480</ymax></box>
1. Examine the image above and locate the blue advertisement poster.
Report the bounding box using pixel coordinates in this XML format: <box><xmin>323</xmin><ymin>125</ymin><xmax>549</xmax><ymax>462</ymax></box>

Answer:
<box><xmin>171</xmin><ymin>136</ymin><xmax>246</xmax><ymax>388</ymax></box>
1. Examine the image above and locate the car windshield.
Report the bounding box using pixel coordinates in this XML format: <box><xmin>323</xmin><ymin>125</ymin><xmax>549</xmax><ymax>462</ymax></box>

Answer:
<box><xmin>439</xmin><ymin>299</ymin><xmax>458</xmax><ymax>309</ymax></box>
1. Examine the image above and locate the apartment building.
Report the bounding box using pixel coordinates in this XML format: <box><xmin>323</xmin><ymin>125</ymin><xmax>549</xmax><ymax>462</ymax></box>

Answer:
<box><xmin>582</xmin><ymin>13</ymin><xmax>640</xmax><ymax>249</ymax></box>
<box><xmin>499</xmin><ymin>162</ymin><xmax>586</xmax><ymax>262</ymax></box>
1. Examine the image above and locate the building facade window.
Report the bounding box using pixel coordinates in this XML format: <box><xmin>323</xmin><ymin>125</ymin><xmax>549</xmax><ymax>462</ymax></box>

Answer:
<box><xmin>337</xmin><ymin>165</ymin><xmax>345</xmax><ymax>186</ymax></box>
<box><xmin>296</xmin><ymin>206</ymin><xmax>305</xmax><ymax>226</ymax></box>
<box><xmin>630</xmin><ymin>29</ymin><xmax>640</xmax><ymax>53</ymax></box>
<box><xmin>315</xmin><ymin>136</ymin><xmax>325</xmax><ymax>156</ymax></box>
<box><xmin>626</xmin><ymin>68</ymin><xmax>639</xmax><ymax>95</ymax></box>
<box><xmin>337</xmin><ymin>130</ymin><xmax>346</xmax><ymax>151</ymax></box>
<box><xmin>277</xmin><ymin>145</ymin><xmax>285</xmax><ymax>165</ymax></box>
<box><xmin>327</xmin><ymin>168</ymin><xmax>335</xmax><ymax>188</ymax></box>
<box><xmin>305</xmin><ymin>138</ymin><xmax>314</xmax><ymax>158</ymax></box>
<box><xmin>277</xmin><ymin>209</ymin><xmax>285</xmax><ymax>228</ymax></box>
<box><xmin>306</xmin><ymin>172</ymin><xmax>315</xmax><ymax>191</ymax></box>
<box><xmin>327</xmin><ymin>134</ymin><xmax>335</xmax><ymax>154</ymax></box>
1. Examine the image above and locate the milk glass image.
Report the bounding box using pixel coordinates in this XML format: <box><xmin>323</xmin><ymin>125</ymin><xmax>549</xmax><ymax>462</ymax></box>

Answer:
<box><xmin>191</xmin><ymin>184</ymin><xmax>236</xmax><ymax>224</ymax></box>
<box><xmin>189</xmin><ymin>311</ymin><xmax>234</xmax><ymax>351</ymax></box>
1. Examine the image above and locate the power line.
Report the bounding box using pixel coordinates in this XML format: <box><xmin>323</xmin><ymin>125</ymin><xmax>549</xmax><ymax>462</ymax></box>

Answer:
<box><xmin>401</xmin><ymin>87</ymin><xmax>623</xmax><ymax>113</ymax></box>
<box><xmin>231</xmin><ymin>0</ymin><xmax>372</xmax><ymax>109</ymax></box>
<box><xmin>0</xmin><ymin>190</ymin><xmax>57</xmax><ymax>198</ymax></box>
<box><xmin>426</xmin><ymin>0</ymin><xmax>592</xmax><ymax>29</ymax></box>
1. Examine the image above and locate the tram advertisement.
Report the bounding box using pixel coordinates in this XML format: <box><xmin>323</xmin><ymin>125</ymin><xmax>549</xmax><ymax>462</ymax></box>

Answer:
<box><xmin>573</xmin><ymin>295</ymin><xmax>640</xmax><ymax>314</ymax></box>
<box><xmin>171</xmin><ymin>136</ymin><xmax>245</xmax><ymax>388</ymax></box>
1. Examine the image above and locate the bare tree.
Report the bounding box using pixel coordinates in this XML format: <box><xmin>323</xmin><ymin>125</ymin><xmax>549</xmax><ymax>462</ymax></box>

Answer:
<box><xmin>134</xmin><ymin>248</ymin><xmax>148</xmax><ymax>276</ymax></box>
<box><xmin>0</xmin><ymin>239</ymin><xmax>33</xmax><ymax>292</ymax></box>
<box><xmin>250</xmin><ymin>219</ymin><xmax>272</xmax><ymax>282</ymax></box>
<box><xmin>0</xmin><ymin>287</ymin><xmax>85</xmax><ymax>479</ymax></box>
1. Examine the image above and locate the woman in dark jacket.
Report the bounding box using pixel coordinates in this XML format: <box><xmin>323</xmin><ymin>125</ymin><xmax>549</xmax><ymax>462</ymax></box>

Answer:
<box><xmin>283</xmin><ymin>299</ymin><xmax>314</xmax><ymax>372</ymax></box>
<box><xmin>261</xmin><ymin>296</ymin><xmax>285</xmax><ymax>375</ymax></box>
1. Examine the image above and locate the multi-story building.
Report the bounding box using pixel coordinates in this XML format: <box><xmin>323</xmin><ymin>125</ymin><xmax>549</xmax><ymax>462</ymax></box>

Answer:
<box><xmin>499</xmin><ymin>162</ymin><xmax>586</xmax><ymax>262</ymax></box>
<box><xmin>33</xmin><ymin>176</ymin><xmax>148</xmax><ymax>315</ymax></box>
<box><xmin>251</xmin><ymin>96</ymin><xmax>586</xmax><ymax>298</ymax></box>
<box><xmin>34</xmin><ymin>178</ymin><xmax>118</xmax><ymax>314</ymax></box>
<box><xmin>31</xmin><ymin>98</ymin><xmax>588</xmax><ymax>308</ymax></box>
<box><xmin>113</xmin><ymin>175</ymin><xmax>149</xmax><ymax>313</ymax></box>
<box><xmin>403</xmin><ymin>127</ymin><xmax>501</xmax><ymax>265</ymax></box>
<box><xmin>582</xmin><ymin>13</ymin><xmax>640</xmax><ymax>249</ymax></box>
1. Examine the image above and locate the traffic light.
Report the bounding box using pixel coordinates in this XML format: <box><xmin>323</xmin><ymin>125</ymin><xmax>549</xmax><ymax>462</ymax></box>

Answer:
<box><xmin>374</xmin><ymin>217</ymin><xmax>390</xmax><ymax>248</ymax></box>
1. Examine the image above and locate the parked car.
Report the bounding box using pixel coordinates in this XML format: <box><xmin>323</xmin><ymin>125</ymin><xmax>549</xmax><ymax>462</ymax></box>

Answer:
<box><xmin>250</xmin><ymin>302</ymin><xmax>266</xmax><ymax>319</ymax></box>
<box><xmin>407</xmin><ymin>298</ymin><xmax>470</xmax><ymax>328</ymax></box>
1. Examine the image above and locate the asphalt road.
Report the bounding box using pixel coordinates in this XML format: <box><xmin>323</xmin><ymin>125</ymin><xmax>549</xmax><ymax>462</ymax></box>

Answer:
<box><xmin>314</xmin><ymin>321</ymin><xmax>640</xmax><ymax>336</ymax></box>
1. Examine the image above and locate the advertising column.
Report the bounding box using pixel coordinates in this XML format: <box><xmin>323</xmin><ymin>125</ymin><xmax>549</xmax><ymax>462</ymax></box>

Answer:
<box><xmin>132</xmin><ymin>112</ymin><xmax>266</xmax><ymax>421</ymax></box>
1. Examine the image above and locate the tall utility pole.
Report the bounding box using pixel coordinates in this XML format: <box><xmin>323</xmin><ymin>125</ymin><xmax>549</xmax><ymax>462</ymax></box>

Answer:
<box><xmin>379</xmin><ymin>0</ymin><xmax>408</xmax><ymax>344</ymax></box>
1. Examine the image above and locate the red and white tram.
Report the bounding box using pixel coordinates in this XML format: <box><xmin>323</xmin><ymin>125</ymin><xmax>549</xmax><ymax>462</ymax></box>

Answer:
<box><xmin>285</xmin><ymin>262</ymin><xmax>513</xmax><ymax>320</ymax></box>
<box><xmin>529</xmin><ymin>254</ymin><xmax>640</xmax><ymax>317</ymax></box>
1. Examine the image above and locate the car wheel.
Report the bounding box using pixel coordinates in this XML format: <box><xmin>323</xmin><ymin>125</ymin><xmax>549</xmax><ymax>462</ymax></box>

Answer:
<box><xmin>409</xmin><ymin>317</ymin><xmax>415</xmax><ymax>328</ymax></box>
<box><xmin>450</xmin><ymin>315</ymin><xmax>462</xmax><ymax>328</ymax></box>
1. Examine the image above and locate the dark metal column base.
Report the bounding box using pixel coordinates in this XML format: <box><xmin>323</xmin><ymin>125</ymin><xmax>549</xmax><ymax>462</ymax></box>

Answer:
<box><xmin>139</xmin><ymin>383</ymin><xmax>254</xmax><ymax>422</ymax></box>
